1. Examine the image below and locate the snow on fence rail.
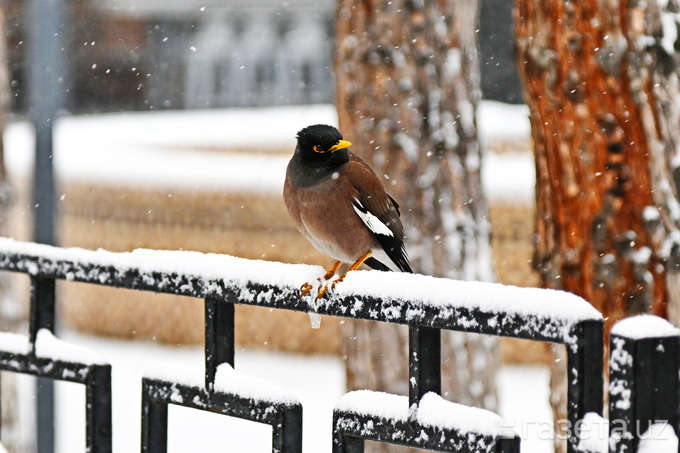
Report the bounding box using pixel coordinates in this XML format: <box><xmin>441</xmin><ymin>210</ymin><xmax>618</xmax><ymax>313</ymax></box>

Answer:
<box><xmin>0</xmin><ymin>238</ymin><xmax>606</xmax><ymax>453</ymax></box>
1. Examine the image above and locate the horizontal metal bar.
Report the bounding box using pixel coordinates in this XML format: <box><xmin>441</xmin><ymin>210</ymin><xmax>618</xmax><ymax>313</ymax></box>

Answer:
<box><xmin>143</xmin><ymin>377</ymin><xmax>302</xmax><ymax>453</ymax></box>
<box><xmin>0</xmin><ymin>350</ymin><xmax>106</xmax><ymax>384</ymax></box>
<box><xmin>0</xmin><ymin>245</ymin><xmax>599</xmax><ymax>345</ymax></box>
<box><xmin>143</xmin><ymin>377</ymin><xmax>301</xmax><ymax>425</ymax></box>
<box><xmin>333</xmin><ymin>410</ymin><xmax>519</xmax><ymax>453</ymax></box>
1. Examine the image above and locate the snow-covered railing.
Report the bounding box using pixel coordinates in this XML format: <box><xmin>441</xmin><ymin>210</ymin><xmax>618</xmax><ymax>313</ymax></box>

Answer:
<box><xmin>606</xmin><ymin>315</ymin><xmax>680</xmax><ymax>453</ymax></box>
<box><xmin>0</xmin><ymin>328</ymin><xmax>111</xmax><ymax>452</ymax></box>
<box><xmin>0</xmin><ymin>238</ymin><xmax>605</xmax><ymax>452</ymax></box>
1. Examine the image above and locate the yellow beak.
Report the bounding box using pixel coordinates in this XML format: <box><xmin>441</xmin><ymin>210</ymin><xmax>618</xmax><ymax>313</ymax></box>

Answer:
<box><xmin>329</xmin><ymin>140</ymin><xmax>352</xmax><ymax>152</ymax></box>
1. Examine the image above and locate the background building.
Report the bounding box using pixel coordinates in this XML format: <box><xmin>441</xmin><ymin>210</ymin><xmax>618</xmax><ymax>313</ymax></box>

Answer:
<box><xmin>4</xmin><ymin>0</ymin><xmax>519</xmax><ymax>114</ymax></box>
<box><xmin>6</xmin><ymin>0</ymin><xmax>335</xmax><ymax>113</ymax></box>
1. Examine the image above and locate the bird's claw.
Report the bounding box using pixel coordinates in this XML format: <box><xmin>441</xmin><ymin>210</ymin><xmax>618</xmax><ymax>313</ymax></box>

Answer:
<box><xmin>301</xmin><ymin>278</ymin><xmax>332</xmax><ymax>300</ymax></box>
<box><xmin>302</xmin><ymin>272</ymin><xmax>342</xmax><ymax>299</ymax></box>
<box><xmin>300</xmin><ymin>282</ymin><xmax>314</xmax><ymax>297</ymax></box>
<box><xmin>316</xmin><ymin>284</ymin><xmax>330</xmax><ymax>300</ymax></box>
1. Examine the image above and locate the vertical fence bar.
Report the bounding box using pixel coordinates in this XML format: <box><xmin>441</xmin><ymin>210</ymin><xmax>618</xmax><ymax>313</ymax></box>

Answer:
<box><xmin>567</xmin><ymin>320</ymin><xmax>604</xmax><ymax>453</ymax></box>
<box><xmin>204</xmin><ymin>298</ymin><xmax>235</xmax><ymax>389</ymax></box>
<box><xmin>141</xmin><ymin>383</ymin><xmax>168</xmax><ymax>453</ymax></box>
<box><xmin>495</xmin><ymin>436</ymin><xmax>521</xmax><ymax>453</ymax></box>
<box><xmin>608</xmin><ymin>325</ymin><xmax>680</xmax><ymax>453</ymax></box>
<box><xmin>408</xmin><ymin>326</ymin><xmax>441</xmax><ymax>408</ymax></box>
<box><xmin>30</xmin><ymin>276</ymin><xmax>57</xmax><ymax>453</ymax></box>
<box><xmin>332</xmin><ymin>430</ymin><xmax>364</xmax><ymax>453</ymax></box>
<box><xmin>29</xmin><ymin>277</ymin><xmax>56</xmax><ymax>342</ymax></box>
<box><xmin>272</xmin><ymin>405</ymin><xmax>303</xmax><ymax>453</ymax></box>
<box><xmin>86</xmin><ymin>365</ymin><xmax>113</xmax><ymax>453</ymax></box>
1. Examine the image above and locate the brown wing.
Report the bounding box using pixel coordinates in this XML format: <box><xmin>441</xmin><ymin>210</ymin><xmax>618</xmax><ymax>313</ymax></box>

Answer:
<box><xmin>346</xmin><ymin>153</ymin><xmax>412</xmax><ymax>273</ymax></box>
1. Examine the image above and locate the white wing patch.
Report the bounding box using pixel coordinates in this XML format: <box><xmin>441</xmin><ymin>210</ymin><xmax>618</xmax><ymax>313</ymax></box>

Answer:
<box><xmin>353</xmin><ymin>199</ymin><xmax>394</xmax><ymax>237</ymax></box>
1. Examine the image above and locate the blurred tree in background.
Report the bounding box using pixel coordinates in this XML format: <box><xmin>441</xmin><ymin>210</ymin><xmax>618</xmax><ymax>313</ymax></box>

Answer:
<box><xmin>516</xmin><ymin>0</ymin><xmax>680</xmax><ymax>451</ymax></box>
<box><xmin>0</xmin><ymin>6</ymin><xmax>22</xmax><ymax>451</ymax></box>
<box><xmin>335</xmin><ymin>2</ymin><xmax>498</xmax><ymax>451</ymax></box>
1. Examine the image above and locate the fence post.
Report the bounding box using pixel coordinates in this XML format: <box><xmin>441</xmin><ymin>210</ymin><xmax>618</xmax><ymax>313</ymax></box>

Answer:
<box><xmin>29</xmin><ymin>276</ymin><xmax>57</xmax><ymax>453</ymax></box>
<box><xmin>567</xmin><ymin>320</ymin><xmax>604</xmax><ymax>453</ymax></box>
<box><xmin>86</xmin><ymin>365</ymin><xmax>113</xmax><ymax>453</ymax></box>
<box><xmin>332</xmin><ymin>430</ymin><xmax>364</xmax><ymax>453</ymax></box>
<box><xmin>204</xmin><ymin>298</ymin><xmax>235</xmax><ymax>389</ymax></box>
<box><xmin>608</xmin><ymin>315</ymin><xmax>680</xmax><ymax>453</ymax></box>
<box><xmin>141</xmin><ymin>382</ymin><xmax>168</xmax><ymax>453</ymax></box>
<box><xmin>408</xmin><ymin>326</ymin><xmax>441</xmax><ymax>408</ymax></box>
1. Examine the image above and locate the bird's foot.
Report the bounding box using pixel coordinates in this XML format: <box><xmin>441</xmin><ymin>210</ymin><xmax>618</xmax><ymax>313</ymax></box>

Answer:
<box><xmin>300</xmin><ymin>281</ymin><xmax>314</xmax><ymax>297</ymax></box>
<box><xmin>300</xmin><ymin>279</ymin><xmax>331</xmax><ymax>329</ymax></box>
<box><xmin>316</xmin><ymin>283</ymin><xmax>331</xmax><ymax>300</ymax></box>
<box><xmin>300</xmin><ymin>278</ymin><xmax>330</xmax><ymax>299</ymax></box>
<box><xmin>319</xmin><ymin>252</ymin><xmax>372</xmax><ymax>296</ymax></box>
<box><xmin>300</xmin><ymin>279</ymin><xmax>332</xmax><ymax>300</ymax></box>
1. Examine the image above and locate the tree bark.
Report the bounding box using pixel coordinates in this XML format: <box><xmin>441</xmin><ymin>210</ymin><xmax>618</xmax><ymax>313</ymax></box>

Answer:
<box><xmin>335</xmin><ymin>2</ymin><xmax>499</xmax><ymax>451</ymax></box>
<box><xmin>515</xmin><ymin>0</ymin><xmax>680</xmax><ymax>450</ymax></box>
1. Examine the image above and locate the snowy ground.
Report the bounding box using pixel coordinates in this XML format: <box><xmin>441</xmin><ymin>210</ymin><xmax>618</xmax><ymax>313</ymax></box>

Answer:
<box><xmin>32</xmin><ymin>330</ymin><xmax>554</xmax><ymax>453</ymax></box>
<box><xmin>3</xmin><ymin>101</ymin><xmax>534</xmax><ymax>204</ymax></box>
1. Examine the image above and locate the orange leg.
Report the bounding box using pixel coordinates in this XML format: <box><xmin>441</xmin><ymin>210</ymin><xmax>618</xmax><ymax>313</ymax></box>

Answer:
<box><xmin>301</xmin><ymin>260</ymin><xmax>343</xmax><ymax>296</ymax></box>
<box><xmin>322</xmin><ymin>260</ymin><xmax>344</xmax><ymax>280</ymax></box>
<box><xmin>317</xmin><ymin>252</ymin><xmax>372</xmax><ymax>299</ymax></box>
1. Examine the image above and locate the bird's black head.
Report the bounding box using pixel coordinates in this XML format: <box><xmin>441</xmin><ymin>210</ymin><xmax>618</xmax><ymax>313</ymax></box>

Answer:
<box><xmin>295</xmin><ymin>125</ymin><xmax>352</xmax><ymax>163</ymax></box>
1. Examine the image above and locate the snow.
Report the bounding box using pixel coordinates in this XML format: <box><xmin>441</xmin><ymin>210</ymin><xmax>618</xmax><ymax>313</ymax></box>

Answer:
<box><xmin>214</xmin><ymin>363</ymin><xmax>299</xmax><ymax>405</ymax></box>
<box><xmin>609</xmin><ymin>337</ymin><xmax>632</xmax><ymax>411</ymax></box>
<box><xmin>660</xmin><ymin>12</ymin><xmax>679</xmax><ymax>55</ymax></box>
<box><xmin>417</xmin><ymin>392</ymin><xmax>517</xmax><ymax>437</ymax></box>
<box><xmin>0</xmin><ymin>331</ymin><xmax>31</xmax><ymax>355</ymax></box>
<box><xmin>3</xmin><ymin>102</ymin><xmax>534</xmax><ymax>202</ymax></box>
<box><xmin>34</xmin><ymin>329</ymin><xmax>107</xmax><ymax>365</ymax></box>
<box><xmin>611</xmin><ymin>314</ymin><xmax>680</xmax><ymax>340</ymax></box>
<box><xmin>0</xmin><ymin>236</ymin><xmax>321</xmax><ymax>289</ymax></box>
<box><xmin>335</xmin><ymin>389</ymin><xmax>408</xmax><ymax>421</ymax></box>
<box><xmin>477</xmin><ymin>101</ymin><xmax>531</xmax><ymax>142</ymax></box>
<box><xmin>336</xmin><ymin>269</ymin><xmax>601</xmax><ymax>323</ymax></box>
<box><xmin>638</xmin><ymin>422</ymin><xmax>679</xmax><ymax>453</ymax></box>
<box><xmin>576</xmin><ymin>413</ymin><xmax>608</xmax><ymax>453</ymax></box>
<box><xmin>143</xmin><ymin>362</ymin><xmax>299</xmax><ymax>405</ymax></box>
<box><xmin>482</xmin><ymin>152</ymin><xmax>535</xmax><ymax>203</ymax></box>
<box><xmin>143</xmin><ymin>362</ymin><xmax>204</xmax><ymax>388</ymax></box>
<box><xmin>335</xmin><ymin>390</ymin><xmax>517</xmax><ymax>438</ymax></box>
<box><xmin>497</xmin><ymin>366</ymin><xmax>553</xmax><ymax>452</ymax></box>
<box><xmin>4</xmin><ymin>106</ymin><xmax>327</xmax><ymax>192</ymax></box>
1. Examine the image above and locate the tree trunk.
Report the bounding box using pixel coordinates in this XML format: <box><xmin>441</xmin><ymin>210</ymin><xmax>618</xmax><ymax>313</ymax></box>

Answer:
<box><xmin>0</xmin><ymin>6</ymin><xmax>22</xmax><ymax>451</ymax></box>
<box><xmin>515</xmin><ymin>0</ymin><xmax>680</xmax><ymax>451</ymax></box>
<box><xmin>335</xmin><ymin>2</ymin><xmax>499</xmax><ymax>451</ymax></box>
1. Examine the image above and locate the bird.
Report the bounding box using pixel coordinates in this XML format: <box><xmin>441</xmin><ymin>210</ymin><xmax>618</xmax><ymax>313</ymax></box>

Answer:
<box><xmin>283</xmin><ymin>124</ymin><xmax>412</xmax><ymax>299</ymax></box>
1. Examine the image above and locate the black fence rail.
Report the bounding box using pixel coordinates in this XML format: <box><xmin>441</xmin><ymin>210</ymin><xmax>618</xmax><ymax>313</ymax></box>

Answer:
<box><xmin>0</xmin><ymin>238</ymin><xmax>608</xmax><ymax>452</ymax></box>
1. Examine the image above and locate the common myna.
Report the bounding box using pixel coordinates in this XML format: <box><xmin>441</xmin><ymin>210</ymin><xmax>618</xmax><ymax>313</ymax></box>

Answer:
<box><xmin>283</xmin><ymin>124</ymin><xmax>412</xmax><ymax>299</ymax></box>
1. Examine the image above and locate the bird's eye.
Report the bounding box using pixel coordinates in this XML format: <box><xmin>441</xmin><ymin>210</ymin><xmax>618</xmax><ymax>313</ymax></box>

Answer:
<box><xmin>312</xmin><ymin>145</ymin><xmax>325</xmax><ymax>153</ymax></box>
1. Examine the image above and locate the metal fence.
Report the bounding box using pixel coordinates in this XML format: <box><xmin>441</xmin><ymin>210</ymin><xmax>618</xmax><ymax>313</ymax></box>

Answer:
<box><xmin>0</xmin><ymin>238</ymin><xmax>677</xmax><ymax>453</ymax></box>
